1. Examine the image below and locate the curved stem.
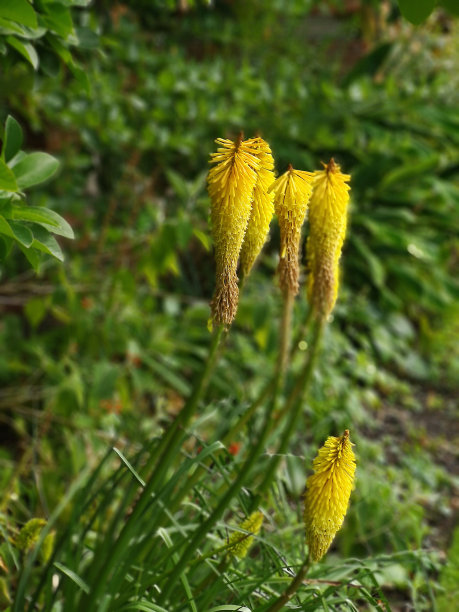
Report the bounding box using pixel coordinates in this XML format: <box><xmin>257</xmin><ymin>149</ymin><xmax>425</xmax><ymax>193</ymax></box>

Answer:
<box><xmin>263</xmin><ymin>556</ymin><xmax>311</xmax><ymax>612</ymax></box>
<box><xmin>250</xmin><ymin>319</ymin><xmax>324</xmax><ymax>509</ymax></box>
<box><xmin>85</xmin><ymin>325</ymin><xmax>225</xmax><ymax>610</ymax></box>
<box><xmin>157</xmin><ymin>291</ymin><xmax>294</xmax><ymax>605</ymax></box>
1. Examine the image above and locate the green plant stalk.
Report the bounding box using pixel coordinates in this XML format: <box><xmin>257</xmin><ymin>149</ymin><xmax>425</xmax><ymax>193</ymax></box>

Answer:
<box><xmin>291</xmin><ymin>305</ymin><xmax>313</xmax><ymax>351</ymax></box>
<box><xmin>263</xmin><ymin>556</ymin><xmax>311</xmax><ymax>612</ymax></box>
<box><xmin>157</xmin><ymin>290</ymin><xmax>294</xmax><ymax>605</ymax></box>
<box><xmin>277</xmin><ymin>289</ymin><xmax>294</xmax><ymax>377</ymax></box>
<box><xmin>146</xmin><ymin>323</ymin><xmax>226</xmax><ymax>477</ymax></box>
<box><xmin>141</xmin><ymin>290</ymin><xmax>294</xmax><ymax>531</ymax></box>
<box><xmin>250</xmin><ymin>318</ymin><xmax>324</xmax><ymax>509</ymax></box>
<box><xmin>85</xmin><ymin>324</ymin><xmax>225</xmax><ymax>610</ymax></box>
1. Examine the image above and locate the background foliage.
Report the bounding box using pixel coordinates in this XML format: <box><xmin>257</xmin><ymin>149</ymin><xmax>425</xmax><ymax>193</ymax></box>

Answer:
<box><xmin>0</xmin><ymin>1</ymin><xmax>458</xmax><ymax>610</ymax></box>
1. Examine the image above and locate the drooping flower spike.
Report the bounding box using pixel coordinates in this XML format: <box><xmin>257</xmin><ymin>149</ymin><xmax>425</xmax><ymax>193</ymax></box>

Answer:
<box><xmin>306</xmin><ymin>158</ymin><xmax>351</xmax><ymax>319</ymax></box>
<box><xmin>208</xmin><ymin>136</ymin><xmax>260</xmax><ymax>325</ymax></box>
<box><xmin>239</xmin><ymin>137</ymin><xmax>275</xmax><ymax>279</ymax></box>
<box><xmin>303</xmin><ymin>430</ymin><xmax>356</xmax><ymax>562</ymax></box>
<box><xmin>227</xmin><ymin>511</ymin><xmax>264</xmax><ymax>559</ymax></box>
<box><xmin>269</xmin><ymin>165</ymin><xmax>314</xmax><ymax>295</ymax></box>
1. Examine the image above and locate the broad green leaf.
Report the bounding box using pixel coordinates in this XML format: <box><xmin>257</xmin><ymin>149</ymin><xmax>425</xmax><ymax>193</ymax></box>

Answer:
<box><xmin>8</xmin><ymin>220</ymin><xmax>34</xmax><ymax>247</ymax></box>
<box><xmin>12</xmin><ymin>153</ymin><xmax>59</xmax><ymax>189</ymax></box>
<box><xmin>0</xmin><ymin>0</ymin><xmax>38</xmax><ymax>28</ymax></box>
<box><xmin>10</xmin><ymin>206</ymin><xmax>74</xmax><ymax>239</ymax></box>
<box><xmin>19</xmin><ymin>243</ymin><xmax>40</xmax><ymax>270</ymax></box>
<box><xmin>0</xmin><ymin>159</ymin><xmax>18</xmax><ymax>191</ymax></box>
<box><xmin>0</xmin><ymin>235</ymin><xmax>12</xmax><ymax>260</ymax></box>
<box><xmin>0</xmin><ymin>215</ymin><xmax>33</xmax><ymax>247</ymax></box>
<box><xmin>397</xmin><ymin>0</ymin><xmax>436</xmax><ymax>24</ymax></box>
<box><xmin>3</xmin><ymin>116</ymin><xmax>23</xmax><ymax>163</ymax></box>
<box><xmin>30</xmin><ymin>225</ymin><xmax>64</xmax><ymax>261</ymax></box>
<box><xmin>0</xmin><ymin>18</ymin><xmax>45</xmax><ymax>39</ymax></box>
<box><xmin>440</xmin><ymin>0</ymin><xmax>459</xmax><ymax>16</ymax></box>
<box><xmin>0</xmin><ymin>17</ymin><xmax>30</xmax><ymax>36</ymax></box>
<box><xmin>40</xmin><ymin>4</ymin><xmax>73</xmax><ymax>39</ymax></box>
<box><xmin>6</xmin><ymin>36</ymin><xmax>39</xmax><ymax>69</ymax></box>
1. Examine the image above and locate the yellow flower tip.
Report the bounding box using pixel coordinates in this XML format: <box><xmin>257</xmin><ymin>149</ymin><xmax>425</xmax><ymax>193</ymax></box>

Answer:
<box><xmin>208</xmin><ymin>136</ymin><xmax>260</xmax><ymax>325</ymax></box>
<box><xmin>239</xmin><ymin>137</ymin><xmax>275</xmax><ymax>279</ymax></box>
<box><xmin>303</xmin><ymin>430</ymin><xmax>356</xmax><ymax>562</ymax></box>
<box><xmin>227</xmin><ymin>511</ymin><xmax>264</xmax><ymax>559</ymax></box>
<box><xmin>270</xmin><ymin>166</ymin><xmax>314</xmax><ymax>295</ymax></box>
<box><xmin>306</xmin><ymin>159</ymin><xmax>351</xmax><ymax>319</ymax></box>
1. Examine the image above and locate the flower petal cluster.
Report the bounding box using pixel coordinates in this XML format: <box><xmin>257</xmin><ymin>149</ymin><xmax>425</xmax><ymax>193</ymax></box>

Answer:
<box><xmin>239</xmin><ymin>137</ymin><xmax>275</xmax><ymax>279</ymax></box>
<box><xmin>208</xmin><ymin>136</ymin><xmax>274</xmax><ymax>326</ymax></box>
<box><xmin>208</xmin><ymin>137</ymin><xmax>260</xmax><ymax>325</ymax></box>
<box><xmin>227</xmin><ymin>511</ymin><xmax>264</xmax><ymax>559</ymax></box>
<box><xmin>303</xmin><ymin>430</ymin><xmax>356</xmax><ymax>562</ymax></box>
<box><xmin>269</xmin><ymin>166</ymin><xmax>314</xmax><ymax>295</ymax></box>
<box><xmin>306</xmin><ymin>159</ymin><xmax>351</xmax><ymax>318</ymax></box>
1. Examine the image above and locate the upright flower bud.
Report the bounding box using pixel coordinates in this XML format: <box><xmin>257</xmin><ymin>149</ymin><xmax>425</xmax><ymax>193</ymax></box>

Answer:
<box><xmin>303</xmin><ymin>430</ymin><xmax>356</xmax><ymax>562</ymax></box>
<box><xmin>269</xmin><ymin>166</ymin><xmax>314</xmax><ymax>295</ymax></box>
<box><xmin>208</xmin><ymin>137</ymin><xmax>259</xmax><ymax>325</ymax></box>
<box><xmin>239</xmin><ymin>137</ymin><xmax>275</xmax><ymax>279</ymax></box>
<box><xmin>306</xmin><ymin>159</ymin><xmax>350</xmax><ymax>319</ymax></box>
<box><xmin>227</xmin><ymin>511</ymin><xmax>264</xmax><ymax>559</ymax></box>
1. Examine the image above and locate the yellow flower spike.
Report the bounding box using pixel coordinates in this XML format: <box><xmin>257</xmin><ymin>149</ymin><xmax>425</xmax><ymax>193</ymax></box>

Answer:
<box><xmin>208</xmin><ymin>136</ymin><xmax>260</xmax><ymax>325</ymax></box>
<box><xmin>303</xmin><ymin>430</ymin><xmax>356</xmax><ymax>562</ymax></box>
<box><xmin>269</xmin><ymin>165</ymin><xmax>314</xmax><ymax>295</ymax></box>
<box><xmin>306</xmin><ymin>158</ymin><xmax>351</xmax><ymax>319</ymax></box>
<box><xmin>227</xmin><ymin>511</ymin><xmax>264</xmax><ymax>559</ymax></box>
<box><xmin>239</xmin><ymin>137</ymin><xmax>275</xmax><ymax>279</ymax></box>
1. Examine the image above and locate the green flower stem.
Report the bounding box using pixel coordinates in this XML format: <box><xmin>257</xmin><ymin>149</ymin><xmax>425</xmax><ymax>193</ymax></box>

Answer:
<box><xmin>250</xmin><ymin>319</ymin><xmax>324</xmax><ymax>509</ymax></box>
<box><xmin>291</xmin><ymin>305</ymin><xmax>313</xmax><ymax>352</ymax></box>
<box><xmin>157</xmin><ymin>291</ymin><xmax>294</xmax><ymax>605</ymax></box>
<box><xmin>263</xmin><ymin>556</ymin><xmax>311</xmax><ymax>612</ymax></box>
<box><xmin>157</xmin><ymin>402</ymin><xmax>274</xmax><ymax>605</ymax></box>
<box><xmin>154</xmin><ymin>290</ymin><xmax>293</xmax><ymax>521</ymax></box>
<box><xmin>277</xmin><ymin>289</ymin><xmax>294</xmax><ymax>378</ymax></box>
<box><xmin>85</xmin><ymin>324</ymin><xmax>225</xmax><ymax>610</ymax></box>
<box><xmin>145</xmin><ymin>323</ymin><xmax>226</xmax><ymax>477</ymax></box>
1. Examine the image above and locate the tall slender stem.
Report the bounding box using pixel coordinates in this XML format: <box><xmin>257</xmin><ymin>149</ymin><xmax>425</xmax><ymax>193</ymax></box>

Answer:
<box><xmin>277</xmin><ymin>289</ymin><xmax>294</xmax><ymax>379</ymax></box>
<box><xmin>250</xmin><ymin>319</ymin><xmax>324</xmax><ymax>508</ymax></box>
<box><xmin>147</xmin><ymin>323</ymin><xmax>225</xmax><ymax>477</ymax></box>
<box><xmin>157</xmin><ymin>291</ymin><xmax>294</xmax><ymax>605</ymax></box>
<box><xmin>85</xmin><ymin>325</ymin><xmax>225</xmax><ymax>610</ymax></box>
<box><xmin>264</xmin><ymin>556</ymin><xmax>311</xmax><ymax>612</ymax></box>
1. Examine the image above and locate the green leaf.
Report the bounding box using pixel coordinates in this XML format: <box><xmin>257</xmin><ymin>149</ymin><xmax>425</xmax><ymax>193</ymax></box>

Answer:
<box><xmin>6</xmin><ymin>36</ymin><xmax>39</xmax><ymax>69</ymax></box>
<box><xmin>0</xmin><ymin>159</ymin><xmax>18</xmax><ymax>191</ymax></box>
<box><xmin>0</xmin><ymin>235</ymin><xmax>12</xmax><ymax>260</ymax></box>
<box><xmin>440</xmin><ymin>0</ymin><xmax>459</xmax><ymax>16</ymax></box>
<box><xmin>343</xmin><ymin>42</ymin><xmax>392</xmax><ymax>87</ymax></box>
<box><xmin>19</xmin><ymin>243</ymin><xmax>40</xmax><ymax>270</ymax></box>
<box><xmin>12</xmin><ymin>153</ymin><xmax>59</xmax><ymax>189</ymax></box>
<box><xmin>0</xmin><ymin>0</ymin><xmax>38</xmax><ymax>28</ymax></box>
<box><xmin>0</xmin><ymin>215</ymin><xmax>33</xmax><ymax>247</ymax></box>
<box><xmin>40</xmin><ymin>4</ymin><xmax>73</xmax><ymax>39</ymax></box>
<box><xmin>3</xmin><ymin>116</ymin><xmax>23</xmax><ymax>163</ymax></box>
<box><xmin>30</xmin><ymin>225</ymin><xmax>64</xmax><ymax>261</ymax></box>
<box><xmin>10</xmin><ymin>206</ymin><xmax>74</xmax><ymax>239</ymax></box>
<box><xmin>53</xmin><ymin>562</ymin><xmax>89</xmax><ymax>594</ymax></box>
<box><xmin>8</xmin><ymin>220</ymin><xmax>34</xmax><ymax>247</ymax></box>
<box><xmin>397</xmin><ymin>0</ymin><xmax>436</xmax><ymax>24</ymax></box>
